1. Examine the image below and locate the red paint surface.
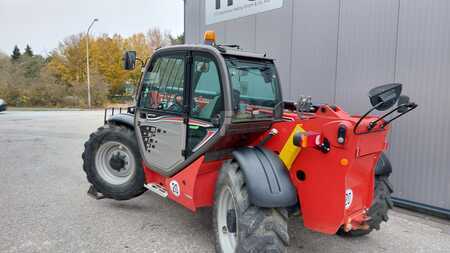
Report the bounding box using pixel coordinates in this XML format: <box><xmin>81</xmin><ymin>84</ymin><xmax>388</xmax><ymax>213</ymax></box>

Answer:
<box><xmin>144</xmin><ymin>157</ymin><xmax>223</xmax><ymax>212</ymax></box>
<box><xmin>272</xmin><ymin>105</ymin><xmax>388</xmax><ymax>234</ymax></box>
<box><xmin>143</xmin><ymin>104</ymin><xmax>390</xmax><ymax>234</ymax></box>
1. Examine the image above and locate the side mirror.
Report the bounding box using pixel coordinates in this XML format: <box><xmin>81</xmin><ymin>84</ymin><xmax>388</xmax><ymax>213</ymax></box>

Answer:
<box><xmin>123</xmin><ymin>51</ymin><xmax>137</xmax><ymax>70</ymax></box>
<box><xmin>397</xmin><ymin>95</ymin><xmax>410</xmax><ymax>113</ymax></box>
<box><xmin>368</xmin><ymin>83</ymin><xmax>402</xmax><ymax>111</ymax></box>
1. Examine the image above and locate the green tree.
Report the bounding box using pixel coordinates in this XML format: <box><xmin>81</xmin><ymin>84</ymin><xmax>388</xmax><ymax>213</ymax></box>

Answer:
<box><xmin>24</xmin><ymin>44</ymin><xmax>34</xmax><ymax>57</ymax></box>
<box><xmin>22</xmin><ymin>55</ymin><xmax>45</xmax><ymax>79</ymax></box>
<box><xmin>11</xmin><ymin>45</ymin><xmax>21</xmax><ymax>61</ymax></box>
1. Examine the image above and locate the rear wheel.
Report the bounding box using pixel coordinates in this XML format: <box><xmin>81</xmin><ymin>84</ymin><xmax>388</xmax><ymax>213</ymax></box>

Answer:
<box><xmin>213</xmin><ymin>161</ymin><xmax>289</xmax><ymax>253</ymax></box>
<box><xmin>338</xmin><ymin>175</ymin><xmax>394</xmax><ymax>237</ymax></box>
<box><xmin>82</xmin><ymin>124</ymin><xmax>146</xmax><ymax>200</ymax></box>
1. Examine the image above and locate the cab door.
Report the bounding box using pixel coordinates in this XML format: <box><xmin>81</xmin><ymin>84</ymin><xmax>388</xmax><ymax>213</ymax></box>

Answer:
<box><xmin>135</xmin><ymin>51</ymin><xmax>189</xmax><ymax>175</ymax></box>
<box><xmin>186</xmin><ymin>52</ymin><xmax>224</xmax><ymax>154</ymax></box>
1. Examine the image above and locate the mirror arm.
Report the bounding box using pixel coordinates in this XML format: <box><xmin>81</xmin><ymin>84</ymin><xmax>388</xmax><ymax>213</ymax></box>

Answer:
<box><xmin>380</xmin><ymin>103</ymin><xmax>418</xmax><ymax>128</ymax></box>
<box><xmin>353</xmin><ymin>101</ymin><xmax>383</xmax><ymax>134</ymax></box>
<box><xmin>367</xmin><ymin>104</ymin><xmax>407</xmax><ymax>130</ymax></box>
<box><xmin>136</xmin><ymin>58</ymin><xmax>145</xmax><ymax>68</ymax></box>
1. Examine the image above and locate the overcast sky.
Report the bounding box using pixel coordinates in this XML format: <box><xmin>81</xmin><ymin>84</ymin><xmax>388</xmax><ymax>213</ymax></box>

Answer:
<box><xmin>0</xmin><ymin>0</ymin><xmax>184</xmax><ymax>55</ymax></box>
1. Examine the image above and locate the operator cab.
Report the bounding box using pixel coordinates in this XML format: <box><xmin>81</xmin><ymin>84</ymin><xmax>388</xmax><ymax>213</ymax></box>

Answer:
<box><xmin>123</xmin><ymin>31</ymin><xmax>283</xmax><ymax>177</ymax></box>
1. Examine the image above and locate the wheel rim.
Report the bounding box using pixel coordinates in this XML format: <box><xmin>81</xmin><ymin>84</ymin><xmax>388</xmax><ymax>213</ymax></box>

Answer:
<box><xmin>95</xmin><ymin>141</ymin><xmax>135</xmax><ymax>185</ymax></box>
<box><xmin>217</xmin><ymin>186</ymin><xmax>239</xmax><ymax>252</ymax></box>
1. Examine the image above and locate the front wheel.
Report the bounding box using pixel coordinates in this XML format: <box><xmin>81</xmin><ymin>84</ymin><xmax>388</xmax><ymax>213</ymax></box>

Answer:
<box><xmin>213</xmin><ymin>161</ymin><xmax>289</xmax><ymax>253</ymax></box>
<box><xmin>82</xmin><ymin>124</ymin><xmax>146</xmax><ymax>200</ymax></box>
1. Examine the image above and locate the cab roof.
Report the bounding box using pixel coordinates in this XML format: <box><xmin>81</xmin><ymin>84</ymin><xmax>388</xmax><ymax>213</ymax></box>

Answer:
<box><xmin>156</xmin><ymin>44</ymin><xmax>273</xmax><ymax>61</ymax></box>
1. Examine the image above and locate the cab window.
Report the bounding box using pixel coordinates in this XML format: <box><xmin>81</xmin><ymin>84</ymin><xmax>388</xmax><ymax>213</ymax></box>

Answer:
<box><xmin>187</xmin><ymin>54</ymin><xmax>223</xmax><ymax>153</ymax></box>
<box><xmin>139</xmin><ymin>54</ymin><xmax>185</xmax><ymax>113</ymax></box>
<box><xmin>190</xmin><ymin>55</ymin><xmax>223</xmax><ymax>122</ymax></box>
<box><xmin>225</xmin><ymin>57</ymin><xmax>282</xmax><ymax>121</ymax></box>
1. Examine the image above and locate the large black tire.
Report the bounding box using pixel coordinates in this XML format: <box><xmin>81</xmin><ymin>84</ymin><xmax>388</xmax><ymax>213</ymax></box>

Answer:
<box><xmin>213</xmin><ymin>161</ymin><xmax>289</xmax><ymax>253</ymax></box>
<box><xmin>82</xmin><ymin>124</ymin><xmax>146</xmax><ymax>200</ymax></box>
<box><xmin>337</xmin><ymin>175</ymin><xmax>394</xmax><ymax>237</ymax></box>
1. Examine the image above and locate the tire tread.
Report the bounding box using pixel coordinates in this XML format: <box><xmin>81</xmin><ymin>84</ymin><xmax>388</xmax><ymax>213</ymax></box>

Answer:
<box><xmin>337</xmin><ymin>176</ymin><xmax>393</xmax><ymax>237</ymax></box>
<box><xmin>82</xmin><ymin>124</ymin><xmax>146</xmax><ymax>201</ymax></box>
<box><xmin>214</xmin><ymin>161</ymin><xmax>289</xmax><ymax>253</ymax></box>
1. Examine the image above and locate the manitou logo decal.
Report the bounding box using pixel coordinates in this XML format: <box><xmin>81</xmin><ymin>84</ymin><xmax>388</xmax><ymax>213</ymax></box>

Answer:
<box><xmin>206</xmin><ymin>0</ymin><xmax>283</xmax><ymax>25</ymax></box>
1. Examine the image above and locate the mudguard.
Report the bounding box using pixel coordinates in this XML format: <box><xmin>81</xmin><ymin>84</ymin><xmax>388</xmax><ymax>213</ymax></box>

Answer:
<box><xmin>232</xmin><ymin>147</ymin><xmax>297</xmax><ymax>208</ymax></box>
<box><xmin>107</xmin><ymin>113</ymin><xmax>135</xmax><ymax>129</ymax></box>
<box><xmin>375</xmin><ymin>152</ymin><xmax>392</xmax><ymax>176</ymax></box>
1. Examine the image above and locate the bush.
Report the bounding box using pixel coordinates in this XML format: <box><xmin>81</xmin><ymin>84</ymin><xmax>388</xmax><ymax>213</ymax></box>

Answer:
<box><xmin>0</xmin><ymin>53</ymin><xmax>110</xmax><ymax>108</ymax></box>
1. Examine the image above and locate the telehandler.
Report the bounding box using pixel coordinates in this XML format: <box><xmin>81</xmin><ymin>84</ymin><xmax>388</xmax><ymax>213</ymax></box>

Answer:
<box><xmin>83</xmin><ymin>31</ymin><xmax>417</xmax><ymax>252</ymax></box>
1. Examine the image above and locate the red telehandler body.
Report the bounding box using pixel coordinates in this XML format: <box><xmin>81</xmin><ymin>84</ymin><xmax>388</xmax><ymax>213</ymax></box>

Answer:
<box><xmin>83</xmin><ymin>32</ymin><xmax>417</xmax><ymax>252</ymax></box>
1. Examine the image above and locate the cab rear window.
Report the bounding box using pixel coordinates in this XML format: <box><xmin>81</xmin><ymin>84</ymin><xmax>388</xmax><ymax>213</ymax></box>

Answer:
<box><xmin>225</xmin><ymin>57</ymin><xmax>282</xmax><ymax>121</ymax></box>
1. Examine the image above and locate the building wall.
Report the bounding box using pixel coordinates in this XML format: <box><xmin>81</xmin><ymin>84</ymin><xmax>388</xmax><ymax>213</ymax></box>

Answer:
<box><xmin>185</xmin><ymin>0</ymin><xmax>450</xmax><ymax>213</ymax></box>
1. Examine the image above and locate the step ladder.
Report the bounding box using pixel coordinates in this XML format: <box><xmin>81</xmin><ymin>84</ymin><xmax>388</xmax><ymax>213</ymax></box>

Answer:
<box><xmin>144</xmin><ymin>183</ymin><xmax>168</xmax><ymax>198</ymax></box>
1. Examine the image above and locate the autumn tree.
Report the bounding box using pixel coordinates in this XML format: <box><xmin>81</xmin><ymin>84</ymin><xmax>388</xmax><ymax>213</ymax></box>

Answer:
<box><xmin>0</xmin><ymin>53</ymin><xmax>11</xmax><ymax>99</ymax></box>
<box><xmin>90</xmin><ymin>34</ymin><xmax>129</xmax><ymax>95</ymax></box>
<box><xmin>147</xmin><ymin>28</ymin><xmax>170</xmax><ymax>49</ymax></box>
<box><xmin>123</xmin><ymin>33</ymin><xmax>152</xmax><ymax>87</ymax></box>
<box><xmin>47</xmin><ymin>34</ymin><xmax>87</xmax><ymax>84</ymax></box>
<box><xmin>2</xmin><ymin>27</ymin><xmax>183</xmax><ymax>107</ymax></box>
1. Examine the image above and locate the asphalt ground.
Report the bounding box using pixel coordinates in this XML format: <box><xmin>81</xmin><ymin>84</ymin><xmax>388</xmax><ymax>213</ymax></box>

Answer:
<box><xmin>0</xmin><ymin>110</ymin><xmax>449</xmax><ymax>253</ymax></box>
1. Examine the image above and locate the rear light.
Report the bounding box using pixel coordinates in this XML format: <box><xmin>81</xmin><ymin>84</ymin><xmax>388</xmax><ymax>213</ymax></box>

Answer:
<box><xmin>293</xmin><ymin>131</ymin><xmax>320</xmax><ymax>148</ymax></box>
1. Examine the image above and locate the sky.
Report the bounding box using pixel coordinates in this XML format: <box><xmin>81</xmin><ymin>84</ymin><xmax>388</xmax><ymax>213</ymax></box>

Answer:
<box><xmin>0</xmin><ymin>0</ymin><xmax>184</xmax><ymax>56</ymax></box>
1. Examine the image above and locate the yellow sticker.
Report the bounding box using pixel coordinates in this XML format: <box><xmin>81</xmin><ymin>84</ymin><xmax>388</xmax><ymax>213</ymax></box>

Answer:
<box><xmin>279</xmin><ymin>124</ymin><xmax>304</xmax><ymax>169</ymax></box>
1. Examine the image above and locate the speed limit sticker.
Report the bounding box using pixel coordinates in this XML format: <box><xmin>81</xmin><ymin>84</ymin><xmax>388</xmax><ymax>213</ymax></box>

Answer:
<box><xmin>170</xmin><ymin>180</ymin><xmax>180</xmax><ymax>197</ymax></box>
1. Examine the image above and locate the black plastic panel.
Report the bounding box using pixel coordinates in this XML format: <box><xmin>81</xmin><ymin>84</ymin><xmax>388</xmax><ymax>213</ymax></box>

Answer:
<box><xmin>232</xmin><ymin>147</ymin><xmax>297</xmax><ymax>208</ymax></box>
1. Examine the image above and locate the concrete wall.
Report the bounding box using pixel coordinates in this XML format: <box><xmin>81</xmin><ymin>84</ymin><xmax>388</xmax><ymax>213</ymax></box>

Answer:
<box><xmin>185</xmin><ymin>0</ymin><xmax>450</xmax><ymax>213</ymax></box>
